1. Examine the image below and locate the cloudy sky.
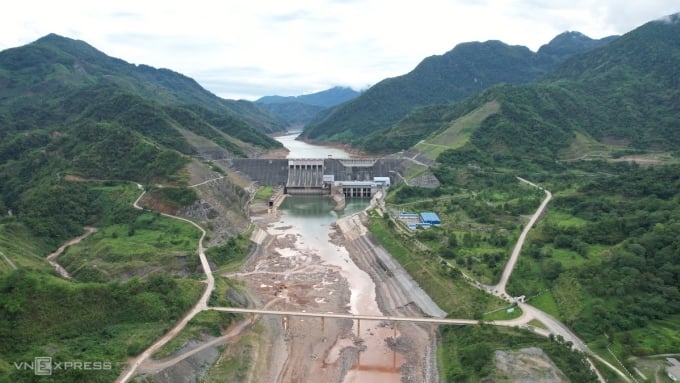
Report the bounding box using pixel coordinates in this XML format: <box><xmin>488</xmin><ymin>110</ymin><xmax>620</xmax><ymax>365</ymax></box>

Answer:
<box><xmin>1</xmin><ymin>1</ymin><xmax>677</xmax><ymax>100</ymax></box>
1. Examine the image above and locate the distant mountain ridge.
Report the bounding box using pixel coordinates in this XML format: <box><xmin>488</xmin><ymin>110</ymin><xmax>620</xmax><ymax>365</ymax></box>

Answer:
<box><xmin>300</xmin><ymin>31</ymin><xmax>616</xmax><ymax>149</ymax></box>
<box><xmin>536</xmin><ymin>31</ymin><xmax>618</xmax><ymax>62</ymax></box>
<box><xmin>257</xmin><ymin>86</ymin><xmax>359</xmax><ymax>108</ymax></box>
<box><xmin>256</xmin><ymin>86</ymin><xmax>360</xmax><ymax>127</ymax></box>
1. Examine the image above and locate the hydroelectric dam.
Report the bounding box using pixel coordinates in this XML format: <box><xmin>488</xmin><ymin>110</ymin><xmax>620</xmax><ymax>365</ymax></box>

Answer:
<box><xmin>229</xmin><ymin>158</ymin><xmax>405</xmax><ymax>198</ymax></box>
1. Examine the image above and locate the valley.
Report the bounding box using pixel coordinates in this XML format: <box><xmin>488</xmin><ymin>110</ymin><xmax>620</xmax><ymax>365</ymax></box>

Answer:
<box><xmin>1</xmin><ymin>12</ymin><xmax>679</xmax><ymax>383</ymax></box>
<box><xmin>102</xmin><ymin>137</ymin><xmax>616</xmax><ymax>383</ymax></box>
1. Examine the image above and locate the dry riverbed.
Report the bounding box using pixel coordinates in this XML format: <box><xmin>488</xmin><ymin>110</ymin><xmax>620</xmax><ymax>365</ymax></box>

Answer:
<box><xmin>137</xmin><ymin>193</ymin><xmax>443</xmax><ymax>383</ymax></box>
<box><xmin>231</xmin><ymin>198</ymin><xmax>443</xmax><ymax>383</ymax></box>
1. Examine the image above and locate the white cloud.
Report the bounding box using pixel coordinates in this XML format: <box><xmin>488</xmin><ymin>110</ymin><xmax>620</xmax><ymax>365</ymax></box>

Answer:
<box><xmin>1</xmin><ymin>1</ymin><xmax>677</xmax><ymax>100</ymax></box>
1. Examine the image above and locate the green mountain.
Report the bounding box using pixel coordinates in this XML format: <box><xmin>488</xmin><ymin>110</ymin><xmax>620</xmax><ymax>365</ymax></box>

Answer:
<box><xmin>0</xmin><ymin>34</ymin><xmax>285</xmax><ymax>242</ymax></box>
<box><xmin>0</xmin><ymin>34</ymin><xmax>286</xmax><ymax>381</ymax></box>
<box><xmin>300</xmin><ymin>33</ymin><xmax>614</xmax><ymax>149</ymax></box>
<box><xmin>386</xmin><ymin>13</ymin><xmax>680</xmax><ymax>369</ymax></box>
<box><xmin>256</xmin><ymin>86</ymin><xmax>360</xmax><ymax>127</ymax></box>
<box><xmin>535</xmin><ymin>31</ymin><xmax>618</xmax><ymax>64</ymax></box>
<box><xmin>0</xmin><ymin>34</ymin><xmax>286</xmax><ymax>134</ymax></box>
<box><xmin>257</xmin><ymin>86</ymin><xmax>359</xmax><ymax>108</ymax></box>
<box><xmin>408</xmin><ymin>13</ymin><xmax>680</xmax><ymax>171</ymax></box>
<box><xmin>255</xmin><ymin>102</ymin><xmax>326</xmax><ymax>128</ymax></box>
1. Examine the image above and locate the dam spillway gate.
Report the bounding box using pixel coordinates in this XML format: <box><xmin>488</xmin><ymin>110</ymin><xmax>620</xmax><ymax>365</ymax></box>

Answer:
<box><xmin>229</xmin><ymin>158</ymin><xmax>404</xmax><ymax>197</ymax></box>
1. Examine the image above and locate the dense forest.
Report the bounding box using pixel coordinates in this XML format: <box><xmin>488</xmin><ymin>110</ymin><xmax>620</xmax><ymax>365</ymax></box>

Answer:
<box><xmin>507</xmin><ymin>164</ymin><xmax>680</xmax><ymax>355</ymax></box>
<box><xmin>301</xmin><ymin>32</ymin><xmax>614</xmax><ymax>149</ymax></box>
<box><xmin>0</xmin><ymin>270</ymin><xmax>203</xmax><ymax>382</ymax></box>
<box><xmin>439</xmin><ymin>325</ymin><xmax>598</xmax><ymax>382</ymax></box>
<box><xmin>327</xmin><ymin>15</ymin><xmax>680</xmax><ymax>160</ymax></box>
<box><xmin>0</xmin><ymin>34</ymin><xmax>282</xmax><ymax>381</ymax></box>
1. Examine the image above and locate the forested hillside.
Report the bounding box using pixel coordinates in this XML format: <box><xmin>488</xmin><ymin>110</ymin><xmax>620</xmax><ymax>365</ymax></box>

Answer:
<box><xmin>0</xmin><ymin>35</ymin><xmax>283</xmax><ymax>380</ymax></box>
<box><xmin>384</xmin><ymin>13</ymin><xmax>680</xmax><ymax>373</ymax></box>
<box><xmin>300</xmin><ymin>32</ymin><xmax>614</xmax><ymax>149</ymax></box>
<box><xmin>383</xmin><ymin>14</ymin><xmax>680</xmax><ymax>165</ymax></box>
<box><xmin>0</xmin><ymin>34</ymin><xmax>286</xmax><ymax>134</ymax></box>
<box><xmin>0</xmin><ymin>34</ymin><xmax>287</xmax><ymax>243</ymax></box>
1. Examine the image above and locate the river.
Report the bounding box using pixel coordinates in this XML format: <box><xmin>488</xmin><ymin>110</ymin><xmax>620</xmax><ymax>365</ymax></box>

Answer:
<box><xmin>275</xmin><ymin>131</ymin><xmax>356</xmax><ymax>158</ymax></box>
<box><xmin>271</xmin><ymin>133</ymin><xmax>405</xmax><ymax>382</ymax></box>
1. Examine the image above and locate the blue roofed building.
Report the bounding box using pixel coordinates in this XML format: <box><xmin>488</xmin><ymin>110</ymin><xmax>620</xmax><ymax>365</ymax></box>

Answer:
<box><xmin>419</xmin><ymin>212</ymin><xmax>441</xmax><ymax>225</ymax></box>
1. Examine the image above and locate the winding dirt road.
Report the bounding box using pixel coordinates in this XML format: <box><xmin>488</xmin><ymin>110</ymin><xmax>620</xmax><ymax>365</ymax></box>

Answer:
<box><xmin>115</xmin><ymin>178</ymin><xmax>631</xmax><ymax>383</ymax></box>
<box><xmin>487</xmin><ymin>177</ymin><xmax>552</xmax><ymax>300</ymax></box>
<box><xmin>482</xmin><ymin>178</ymin><xmax>630</xmax><ymax>383</ymax></box>
<box><xmin>46</xmin><ymin>226</ymin><xmax>97</xmax><ymax>279</ymax></box>
<box><xmin>116</xmin><ymin>184</ymin><xmax>215</xmax><ymax>383</ymax></box>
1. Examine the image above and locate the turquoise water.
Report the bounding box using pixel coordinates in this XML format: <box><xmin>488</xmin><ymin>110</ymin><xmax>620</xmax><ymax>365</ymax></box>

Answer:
<box><xmin>279</xmin><ymin>195</ymin><xmax>366</xmax><ymax>218</ymax></box>
<box><xmin>278</xmin><ymin>195</ymin><xmax>368</xmax><ymax>252</ymax></box>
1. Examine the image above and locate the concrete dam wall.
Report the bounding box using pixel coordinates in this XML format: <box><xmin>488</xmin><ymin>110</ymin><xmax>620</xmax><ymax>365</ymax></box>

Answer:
<box><xmin>230</xmin><ymin>158</ymin><xmax>406</xmax><ymax>195</ymax></box>
<box><xmin>229</xmin><ymin>159</ymin><xmax>289</xmax><ymax>185</ymax></box>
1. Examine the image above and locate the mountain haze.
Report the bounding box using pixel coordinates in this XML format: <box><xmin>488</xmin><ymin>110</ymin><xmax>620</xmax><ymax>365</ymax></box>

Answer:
<box><xmin>257</xmin><ymin>86</ymin><xmax>359</xmax><ymax>108</ymax></box>
<box><xmin>256</xmin><ymin>86</ymin><xmax>360</xmax><ymax>127</ymax></box>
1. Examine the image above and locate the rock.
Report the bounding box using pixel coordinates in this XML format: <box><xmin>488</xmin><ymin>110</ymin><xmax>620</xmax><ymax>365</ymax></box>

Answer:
<box><xmin>493</xmin><ymin>347</ymin><xmax>570</xmax><ymax>383</ymax></box>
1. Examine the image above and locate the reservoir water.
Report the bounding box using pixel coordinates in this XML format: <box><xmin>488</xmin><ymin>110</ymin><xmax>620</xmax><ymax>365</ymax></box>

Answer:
<box><xmin>271</xmin><ymin>132</ymin><xmax>404</xmax><ymax>382</ymax></box>
<box><xmin>275</xmin><ymin>131</ymin><xmax>356</xmax><ymax>158</ymax></box>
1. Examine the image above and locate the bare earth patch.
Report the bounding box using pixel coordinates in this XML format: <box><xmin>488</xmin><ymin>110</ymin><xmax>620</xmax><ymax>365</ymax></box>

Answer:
<box><xmin>494</xmin><ymin>347</ymin><xmax>570</xmax><ymax>383</ymax></box>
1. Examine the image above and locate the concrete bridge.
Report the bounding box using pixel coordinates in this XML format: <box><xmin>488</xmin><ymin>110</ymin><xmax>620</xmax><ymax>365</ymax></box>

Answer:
<box><xmin>210</xmin><ymin>306</ymin><xmax>479</xmax><ymax>326</ymax></box>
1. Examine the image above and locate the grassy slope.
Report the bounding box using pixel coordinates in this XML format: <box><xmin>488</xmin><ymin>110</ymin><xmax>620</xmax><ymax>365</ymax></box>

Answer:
<box><xmin>60</xmin><ymin>211</ymin><xmax>201</xmax><ymax>282</ymax></box>
<box><xmin>0</xmin><ymin>180</ymin><xmax>212</xmax><ymax>382</ymax></box>
<box><xmin>0</xmin><ymin>221</ymin><xmax>54</xmax><ymax>273</ymax></box>
<box><xmin>415</xmin><ymin>100</ymin><xmax>500</xmax><ymax>161</ymax></box>
<box><xmin>366</xmin><ymin>210</ymin><xmax>504</xmax><ymax>318</ymax></box>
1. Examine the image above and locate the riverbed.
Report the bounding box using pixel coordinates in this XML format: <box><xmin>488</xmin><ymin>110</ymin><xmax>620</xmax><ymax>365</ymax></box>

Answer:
<box><xmin>264</xmin><ymin>135</ymin><xmax>407</xmax><ymax>382</ymax></box>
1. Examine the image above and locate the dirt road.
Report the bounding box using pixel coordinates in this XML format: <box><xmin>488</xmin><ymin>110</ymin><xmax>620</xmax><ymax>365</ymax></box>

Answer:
<box><xmin>46</xmin><ymin>226</ymin><xmax>97</xmax><ymax>279</ymax></box>
<box><xmin>480</xmin><ymin>178</ymin><xmax>629</xmax><ymax>383</ymax></box>
<box><xmin>0</xmin><ymin>251</ymin><xmax>17</xmax><ymax>270</ymax></box>
<box><xmin>487</xmin><ymin>177</ymin><xmax>552</xmax><ymax>300</ymax></box>
<box><xmin>116</xmin><ymin>185</ymin><xmax>215</xmax><ymax>383</ymax></box>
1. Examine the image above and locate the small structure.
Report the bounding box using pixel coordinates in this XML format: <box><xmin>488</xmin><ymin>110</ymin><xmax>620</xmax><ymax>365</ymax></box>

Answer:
<box><xmin>373</xmin><ymin>176</ymin><xmax>391</xmax><ymax>187</ymax></box>
<box><xmin>667</xmin><ymin>358</ymin><xmax>680</xmax><ymax>381</ymax></box>
<box><xmin>335</xmin><ymin>181</ymin><xmax>375</xmax><ymax>198</ymax></box>
<box><xmin>399</xmin><ymin>211</ymin><xmax>441</xmax><ymax>230</ymax></box>
<box><xmin>420</xmin><ymin>212</ymin><xmax>441</xmax><ymax>225</ymax></box>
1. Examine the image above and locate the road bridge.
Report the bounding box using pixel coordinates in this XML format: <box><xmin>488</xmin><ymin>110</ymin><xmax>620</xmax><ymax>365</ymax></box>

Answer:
<box><xmin>211</xmin><ymin>306</ymin><xmax>478</xmax><ymax>326</ymax></box>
